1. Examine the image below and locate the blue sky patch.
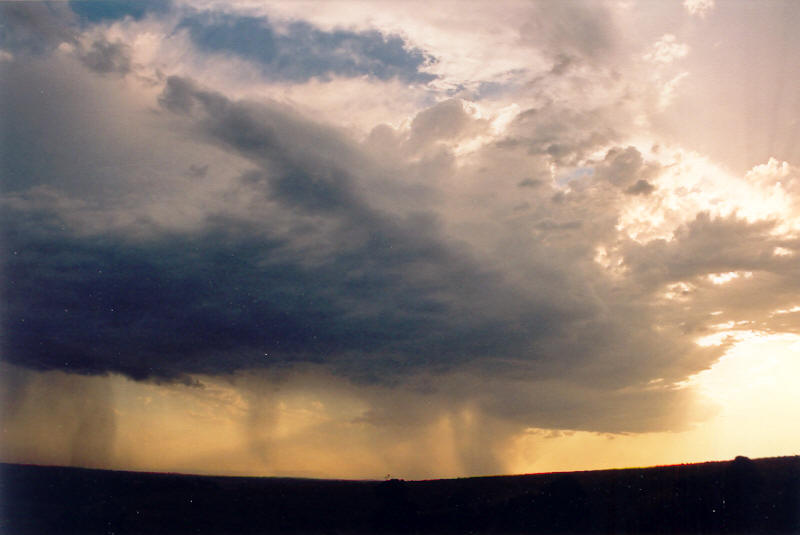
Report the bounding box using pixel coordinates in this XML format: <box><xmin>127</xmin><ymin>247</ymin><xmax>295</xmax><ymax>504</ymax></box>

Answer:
<box><xmin>556</xmin><ymin>166</ymin><xmax>595</xmax><ymax>187</ymax></box>
<box><xmin>178</xmin><ymin>12</ymin><xmax>436</xmax><ymax>84</ymax></box>
<box><xmin>69</xmin><ymin>0</ymin><xmax>171</xmax><ymax>23</ymax></box>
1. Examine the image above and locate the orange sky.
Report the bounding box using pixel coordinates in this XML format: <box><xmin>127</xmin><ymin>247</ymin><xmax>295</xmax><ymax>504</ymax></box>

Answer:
<box><xmin>3</xmin><ymin>332</ymin><xmax>799</xmax><ymax>479</ymax></box>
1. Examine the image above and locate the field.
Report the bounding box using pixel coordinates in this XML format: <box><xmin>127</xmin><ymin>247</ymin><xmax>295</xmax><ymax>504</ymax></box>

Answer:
<box><xmin>1</xmin><ymin>456</ymin><xmax>798</xmax><ymax>534</ymax></box>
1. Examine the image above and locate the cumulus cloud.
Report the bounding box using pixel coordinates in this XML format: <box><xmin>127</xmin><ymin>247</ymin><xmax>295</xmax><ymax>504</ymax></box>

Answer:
<box><xmin>0</xmin><ymin>60</ymin><xmax>717</xmax><ymax>435</ymax></box>
<box><xmin>644</xmin><ymin>34</ymin><xmax>689</xmax><ymax>65</ymax></box>
<box><xmin>520</xmin><ymin>1</ymin><xmax>616</xmax><ymax>62</ymax></box>
<box><xmin>746</xmin><ymin>158</ymin><xmax>798</xmax><ymax>194</ymax></box>
<box><xmin>404</xmin><ymin>99</ymin><xmax>489</xmax><ymax>154</ymax></box>
<box><xmin>3</xmin><ymin>0</ymin><xmax>800</xmax><ymax>478</ymax></box>
<box><xmin>3</xmin><ymin>72</ymin><xmax>540</xmax><ymax>384</ymax></box>
<box><xmin>0</xmin><ymin>3</ymin><xmax>77</xmax><ymax>55</ymax></box>
<box><xmin>593</xmin><ymin>146</ymin><xmax>658</xmax><ymax>188</ymax></box>
<box><xmin>683</xmin><ymin>0</ymin><xmax>715</xmax><ymax>18</ymax></box>
<box><xmin>78</xmin><ymin>38</ymin><xmax>131</xmax><ymax>74</ymax></box>
<box><xmin>625</xmin><ymin>179</ymin><xmax>655</xmax><ymax>196</ymax></box>
<box><xmin>496</xmin><ymin>103</ymin><xmax>621</xmax><ymax>165</ymax></box>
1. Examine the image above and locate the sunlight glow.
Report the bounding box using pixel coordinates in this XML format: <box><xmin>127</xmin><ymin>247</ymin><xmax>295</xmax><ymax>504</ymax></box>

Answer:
<box><xmin>509</xmin><ymin>331</ymin><xmax>800</xmax><ymax>475</ymax></box>
<box><xmin>707</xmin><ymin>271</ymin><xmax>752</xmax><ymax>285</ymax></box>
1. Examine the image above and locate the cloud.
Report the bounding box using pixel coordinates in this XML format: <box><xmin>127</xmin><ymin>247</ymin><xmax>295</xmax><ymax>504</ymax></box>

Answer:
<box><xmin>644</xmin><ymin>34</ymin><xmax>689</xmax><ymax>65</ymax></box>
<box><xmin>746</xmin><ymin>158</ymin><xmax>798</xmax><ymax>197</ymax></box>
<box><xmin>497</xmin><ymin>103</ymin><xmax>621</xmax><ymax>165</ymax></box>
<box><xmin>594</xmin><ymin>146</ymin><xmax>645</xmax><ymax>187</ymax></box>
<box><xmin>625</xmin><ymin>179</ymin><xmax>655</xmax><ymax>196</ymax></box>
<box><xmin>0</xmin><ymin>60</ymin><xmax>719</xmax><ymax>435</ymax></box>
<box><xmin>623</xmin><ymin>212</ymin><xmax>780</xmax><ymax>288</ymax></box>
<box><xmin>517</xmin><ymin>178</ymin><xmax>543</xmax><ymax>188</ymax></box>
<box><xmin>0</xmin><ymin>3</ymin><xmax>77</xmax><ymax>55</ymax></box>
<box><xmin>176</xmin><ymin>11</ymin><xmax>436</xmax><ymax>84</ymax></box>
<box><xmin>5</xmin><ymin>1</ymin><xmax>800</xmax><ymax>455</ymax></box>
<box><xmin>155</xmin><ymin>78</ymin><xmax>730</xmax><ymax>401</ymax></box>
<box><xmin>592</xmin><ymin>146</ymin><xmax>660</xmax><ymax>193</ymax></box>
<box><xmin>683</xmin><ymin>0</ymin><xmax>715</xmax><ymax>18</ymax></box>
<box><xmin>519</xmin><ymin>1</ymin><xmax>616</xmax><ymax>62</ymax></box>
<box><xmin>78</xmin><ymin>38</ymin><xmax>132</xmax><ymax>74</ymax></box>
<box><xmin>2</xmin><ymin>74</ymin><xmax>551</xmax><ymax>387</ymax></box>
<box><xmin>0</xmin><ymin>5</ymin><xmax>131</xmax><ymax>80</ymax></box>
<box><xmin>405</xmin><ymin>99</ymin><xmax>489</xmax><ymax>154</ymax></box>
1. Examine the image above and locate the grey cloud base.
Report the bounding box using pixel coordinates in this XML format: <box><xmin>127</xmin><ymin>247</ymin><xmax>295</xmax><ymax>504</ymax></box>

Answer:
<box><xmin>0</xmin><ymin>71</ymin><xmax>721</xmax><ymax>433</ymax></box>
<box><xmin>4</xmin><ymin>22</ymin><xmax>788</xmax><ymax>434</ymax></box>
<box><xmin>1</xmin><ymin>75</ymin><xmax>563</xmax><ymax>387</ymax></box>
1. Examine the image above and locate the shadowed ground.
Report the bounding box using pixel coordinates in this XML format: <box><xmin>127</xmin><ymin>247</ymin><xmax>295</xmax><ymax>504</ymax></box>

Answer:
<box><xmin>1</xmin><ymin>456</ymin><xmax>798</xmax><ymax>534</ymax></box>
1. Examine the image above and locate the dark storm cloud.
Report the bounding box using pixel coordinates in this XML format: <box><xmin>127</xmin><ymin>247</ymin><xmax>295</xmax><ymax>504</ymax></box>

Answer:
<box><xmin>2</xmin><ymin>2</ymin><xmax>799</xmax><ymax>472</ymax></box>
<box><xmin>0</xmin><ymin>56</ymin><xmax>173</xmax><ymax>196</ymax></box>
<box><xmin>0</xmin><ymin>59</ymin><xmax>747</xmax><ymax>433</ymax></box>
<box><xmin>0</xmin><ymin>180</ymin><xmax>557</xmax><ymax>385</ymax></box>
<box><xmin>0</xmin><ymin>2</ymin><xmax>160</xmax><ymax>67</ymax></box>
<box><xmin>625</xmin><ymin>179</ymin><xmax>655</xmax><ymax>196</ymax></box>
<box><xmin>176</xmin><ymin>11</ymin><xmax>436</xmax><ymax>83</ymax></box>
<box><xmin>499</xmin><ymin>104</ymin><xmax>619</xmax><ymax>165</ymax></box>
<box><xmin>153</xmin><ymin>79</ymin><xmax>729</xmax><ymax>400</ymax></box>
<box><xmin>79</xmin><ymin>38</ymin><xmax>132</xmax><ymax>74</ymax></box>
<box><xmin>0</xmin><ymin>3</ymin><xmax>77</xmax><ymax>55</ymax></box>
<box><xmin>0</xmin><ymin>77</ymin><xmax>562</xmax><ymax>384</ymax></box>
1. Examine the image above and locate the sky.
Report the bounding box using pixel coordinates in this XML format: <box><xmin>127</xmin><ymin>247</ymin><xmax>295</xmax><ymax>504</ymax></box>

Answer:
<box><xmin>1</xmin><ymin>0</ymin><xmax>799</xmax><ymax>480</ymax></box>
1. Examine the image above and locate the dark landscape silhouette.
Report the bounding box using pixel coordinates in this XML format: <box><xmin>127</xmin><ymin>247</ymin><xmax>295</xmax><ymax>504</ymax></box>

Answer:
<box><xmin>1</xmin><ymin>455</ymin><xmax>798</xmax><ymax>534</ymax></box>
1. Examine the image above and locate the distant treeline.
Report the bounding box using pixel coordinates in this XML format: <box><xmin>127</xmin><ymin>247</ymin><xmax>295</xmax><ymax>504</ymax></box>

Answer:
<box><xmin>1</xmin><ymin>455</ymin><xmax>798</xmax><ymax>534</ymax></box>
